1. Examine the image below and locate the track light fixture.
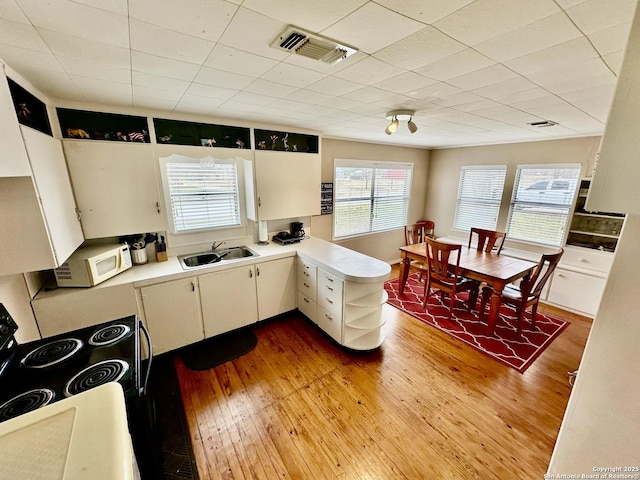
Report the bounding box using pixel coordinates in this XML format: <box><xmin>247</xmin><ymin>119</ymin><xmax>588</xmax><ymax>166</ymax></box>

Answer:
<box><xmin>385</xmin><ymin>110</ymin><xmax>418</xmax><ymax>135</ymax></box>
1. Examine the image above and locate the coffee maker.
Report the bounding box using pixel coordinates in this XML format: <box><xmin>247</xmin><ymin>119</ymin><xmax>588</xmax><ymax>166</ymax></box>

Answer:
<box><xmin>291</xmin><ymin>222</ymin><xmax>305</xmax><ymax>238</ymax></box>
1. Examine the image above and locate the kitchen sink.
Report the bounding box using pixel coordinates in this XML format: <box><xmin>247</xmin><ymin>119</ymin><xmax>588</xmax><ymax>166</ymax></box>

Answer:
<box><xmin>178</xmin><ymin>246</ymin><xmax>258</xmax><ymax>269</ymax></box>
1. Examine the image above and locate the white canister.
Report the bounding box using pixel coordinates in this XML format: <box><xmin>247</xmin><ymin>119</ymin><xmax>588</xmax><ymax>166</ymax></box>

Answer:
<box><xmin>131</xmin><ymin>248</ymin><xmax>148</xmax><ymax>265</ymax></box>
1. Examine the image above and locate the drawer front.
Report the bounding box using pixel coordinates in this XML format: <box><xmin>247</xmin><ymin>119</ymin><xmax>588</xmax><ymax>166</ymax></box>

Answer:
<box><xmin>317</xmin><ymin>305</ymin><xmax>342</xmax><ymax>343</ymax></box>
<box><xmin>297</xmin><ymin>258</ymin><xmax>317</xmax><ymax>301</ymax></box>
<box><xmin>297</xmin><ymin>291</ymin><xmax>317</xmax><ymax>323</ymax></box>
<box><xmin>547</xmin><ymin>268</ymin><xmax>606</xmax><ymax>316</ymax></box>
<box><xmin>318</xmin><ymin>269</ymin><xmax>343</xmax><ymax>315</ymax></box>
<box><xmin>561</xmin><ymin>247</ymin><xmax>613</xmax><ymax>273</ymax></box>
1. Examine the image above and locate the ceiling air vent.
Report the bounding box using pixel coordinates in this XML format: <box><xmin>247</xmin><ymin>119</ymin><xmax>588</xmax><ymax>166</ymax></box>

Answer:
<box><xmin>270</xmin><ymin>26</ymin><xmax>357</xmax><ymax>65</ymax></box>
<box><xmin>528</xmin><ymin>120</ymin><xmax>558</xmax><ymax>127</ymax></box>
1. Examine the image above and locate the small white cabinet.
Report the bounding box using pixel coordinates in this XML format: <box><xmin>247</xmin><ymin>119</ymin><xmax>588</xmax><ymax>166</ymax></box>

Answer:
<box><xmin>200</xmin><ymin>265</ymin><xmax>258</xmax><ymax>337</ymax></box>
<box><xmin>245</xmin><ymin>150</ymin><xmax>321</xmax><ymax>221</ymax></box>
<box><xmin>256</xmin><ymin>257</ymin><xmax>296</xmax><ymax>321</ymax></box>
<box><xmin>139</xmin><ymin>277</ymin><xmax>203</xmax><ymax>355</ymax></box>
<box><xmin>63</xmin><ymin>140</ymin><xmax>164</xmax><ymax>238</ymax></box>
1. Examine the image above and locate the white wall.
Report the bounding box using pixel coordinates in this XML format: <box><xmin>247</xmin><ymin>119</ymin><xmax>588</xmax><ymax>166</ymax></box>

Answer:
<box><xmin>425</xmin><ymin>136</ymin><xmax>601</xmax><ymax>248</ymax></box>
<box><xmin>311</xmin><ymin>138</ymin><xmax>430</xmax><ymax>263</ymax></box>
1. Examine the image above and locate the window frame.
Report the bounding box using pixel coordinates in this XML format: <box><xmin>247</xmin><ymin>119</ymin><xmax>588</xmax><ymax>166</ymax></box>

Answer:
<box><xmin>333</xmin><ymin>159</ymin><xmax>413</xmax><ymax>240</ymax></box>
<box><xmin>506</xmin><ymin>163</ymin><xmax>581</xmax><ymax>247</ymax></box>
<box><xmin>453</xmin><ymin>165</ymin><xmax>507</xmax><ymax>233</ymax></box>
<box><xmin>159</xmin><ymin>154</ymin><xmax>242</xmax><ymax>235</ymax></box>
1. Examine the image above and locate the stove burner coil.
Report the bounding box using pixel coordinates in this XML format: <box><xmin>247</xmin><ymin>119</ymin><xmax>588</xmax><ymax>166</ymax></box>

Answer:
<box><xmin>20</xmin><ymin>338</ymin><xmax>83</xmax><ymax>369</ymax></box>
<box><xmin>89</xmin><ymin>324</ymin><xmax>131</xmax><ymax>347</ymax></box>
<box><xmin>0</xmin><ymin>388</ymin><xmax>55</xmax><ymax>421</ymax></box>
<box><xmin>64</xmin><ymin>359</ymin><xmax>129</xmax><ymax>397</ymax></box>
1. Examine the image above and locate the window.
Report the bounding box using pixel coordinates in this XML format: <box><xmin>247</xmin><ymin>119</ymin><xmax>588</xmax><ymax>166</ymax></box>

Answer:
<box><xmin>334</xmin><ymin>160</ymin><xmax>413</xmax><ymax>239</ymax></box>
<box><xmin>507</xmin><ymin>164</ymin><xmax>581</xmax><ymax>246</ymax></box>
<box><xmin>453</xmin><ymin>165</ymin><xmax>507</xmax><ymax>231</ymax></box>
<box><xmin>160</xmin><ymin>154</ymin><xmax>241</xmax><ymax>233</ymax></box>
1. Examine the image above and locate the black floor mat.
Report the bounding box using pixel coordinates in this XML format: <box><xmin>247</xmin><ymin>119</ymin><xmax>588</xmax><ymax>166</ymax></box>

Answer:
<box><xmin>180</xmin><ymin>327</ymin><xmax>257</xmax><ymax>371</ymax></box>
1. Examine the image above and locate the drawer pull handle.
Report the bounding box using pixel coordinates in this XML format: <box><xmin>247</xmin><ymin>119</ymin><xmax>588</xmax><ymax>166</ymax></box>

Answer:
<box><xmin>557</xmin><ymin>273</ymin><xmax>565</xmax><ymax>278</ymax></box>
<box><xmin>326</xmin><ymin>277</ymin><xmax>334</xmax><ymax>282</ymax></box>
<box><xmin>325</xmin><ymin>313</ymin><xmax>332</xmax><ymax>321</ymax></box>
<box><xmin>304</xmin><ymin>282</ymin><xmax>310</xmax><ymax>288</ymax></box>
<box><xmin>326</xmin><ymin>286</ymin><xmax>333</xmax><ymax>291</ymax></box>
<box><xmin>303</xmin><ymin>297</ymin><xmax>310</xmax><ymax>304</ymax></box>
<box><xmin>304</xmin><ymin>272</ymin><xmax>310</xmax><ymax>277</ymax></box>
<box><xmin>326</xmin><ymin>298</ymin><xmax>333</xmax><ymax>304</ymax></box>
<box><xmin>249</xmin><ymin>269</ymin><xmax>253</xmax><ymax>278</ymax></box>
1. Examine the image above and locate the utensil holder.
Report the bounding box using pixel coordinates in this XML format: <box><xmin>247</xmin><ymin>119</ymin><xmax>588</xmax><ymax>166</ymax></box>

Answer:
<box><xmin>132</xmin><ymin>248</ymin><xmax>148</xmax><ymax>265</ymax></box>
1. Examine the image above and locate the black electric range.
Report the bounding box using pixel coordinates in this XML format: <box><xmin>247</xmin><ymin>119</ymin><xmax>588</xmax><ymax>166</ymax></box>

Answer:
<box><xmin>0</xmin><ymin>303</ymin><xmax>151</xmax><ymax>424</ymax></box>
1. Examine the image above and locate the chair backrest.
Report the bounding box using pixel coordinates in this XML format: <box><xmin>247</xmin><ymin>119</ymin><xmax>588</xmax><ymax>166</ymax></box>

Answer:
<box><xmin>468</xmin><ymin>228</ymin><xmax>506</xmax><ymax>254</ymax></box>
<box><xmin>405</xmin><ymin>221</ymin><xmax>434</xmax><ymax>246</ymax></box>
<box><xmin>425</xmin><ymin>237</ymin><xmax>462</xmax><ymax>282</ymax></box>
<box><xmin>522</xmin><ymin>249</ymin><xmax>564</xmax><ymax>300</ymax></box>
<box><xmin>416</xmin><ymin>220</ymin><xmax>435</xmax><ymax>238</ymax></box>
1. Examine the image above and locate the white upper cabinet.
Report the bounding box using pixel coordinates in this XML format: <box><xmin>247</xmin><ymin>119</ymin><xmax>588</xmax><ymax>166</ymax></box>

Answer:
<box><xmin>0</xmin><ymin>65</ymin><xmax>31</xmax><ymax>177</ymax></box>
<box><xmin>587</xmin><ymin>4</ymin><xmax>640</xmax><ymax>214</ymax></box>
<box><xmin>63</xmin><ymin>140</ymin><xmax>165</xmax><ymax>238</ymax></box>
<box><xmin>246</xmin><ymin>150</ymin><xmax>321</xmax><ymax>221</ymax></box>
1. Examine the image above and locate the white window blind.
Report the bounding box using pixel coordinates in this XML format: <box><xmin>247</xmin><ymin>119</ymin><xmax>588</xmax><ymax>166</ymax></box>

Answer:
<box><xmin>507</xmin><ymin>164</ymin><xmax>581</xmax><ymax>246</ymax></box>
<box><xmin>334</xmin><ymin>160</ymin><xmax>413</xmax><ymax>239</ymax></box>
<box><xmin>453</xmin><ymin>165</ymin><xmax>507</xmax><ymax>231</ymax></box>
<box><xmin>161</xmin><ymin>156</ymin><xmax>241</xmax><ymax>233</ymax></box>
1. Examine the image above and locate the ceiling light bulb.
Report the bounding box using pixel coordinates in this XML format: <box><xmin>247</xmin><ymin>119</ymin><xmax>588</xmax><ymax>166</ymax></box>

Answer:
<box><xmin>385</xmin><ymin>117</ymin><xmax>399</xmax><ymax>135</ymax></box>
<box><xmin>408</xmin><ymin>117</ymin><xmax>418</xmax><ymax>134</ymax></box>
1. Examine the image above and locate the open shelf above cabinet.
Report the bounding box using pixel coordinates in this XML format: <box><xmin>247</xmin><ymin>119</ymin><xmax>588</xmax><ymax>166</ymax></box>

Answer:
<box><xmin>566</xmin><ymin>179</ymin><xmax>625</xmax><ymax>252</ymax></box>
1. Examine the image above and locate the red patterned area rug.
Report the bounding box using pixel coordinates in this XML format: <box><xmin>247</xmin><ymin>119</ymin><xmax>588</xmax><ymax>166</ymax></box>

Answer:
<box><xmin>385</xmin><ymin>273</ymin><xmax>569</xmax><ymax>373</ymax></box>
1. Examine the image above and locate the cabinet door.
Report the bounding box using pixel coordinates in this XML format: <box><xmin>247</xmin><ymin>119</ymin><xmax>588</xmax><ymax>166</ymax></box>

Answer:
<box><xmin>253</xmin><ymin>150</ymin><xmax>320</xmax><ymax>220</ymax></box>
<box><xmin>63</xmin><ymin>140</ymin><xmax>164</xmax><ymax>238</ymax></box>
<box><xmin>0</xmin><ymin>68</ymin><xmax>31</xmax><ymax>177</ymax></box>
<box><xmin>21</xmin><ymin>127</ymin><xmax>83</xmax><ymax>264</ymax></box>
<box><xmin>200</xmin><ymin>266</ymin><xmax>258</xmax><ymax>338</ymax></box>
<box><xmin>256</xmin><ymin>257</ymin><xmax>296</xmax><ymax>321</ymax></box>
<box><xmin>547</xmin><ymin>268</ymin><xmax>606</xmax><ymax>316</ymax></box>
<box><xmin>140</xmin><ymin>277</ymin><xmax>203</xmax><ymax>355</ymax></box>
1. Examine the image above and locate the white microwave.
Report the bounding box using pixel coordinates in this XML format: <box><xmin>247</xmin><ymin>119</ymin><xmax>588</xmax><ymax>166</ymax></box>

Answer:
<box><xmin>54</xmin><ymin>244</ymin><xmax>132</xmax><ymax>287</ymax></box>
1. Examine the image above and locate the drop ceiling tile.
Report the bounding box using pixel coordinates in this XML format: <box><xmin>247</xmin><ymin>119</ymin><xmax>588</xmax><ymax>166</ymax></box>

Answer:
<box><xmin>453</xmin><ymin>99</ymin><xmax>503</xmax><ymax>113</ymax></box>
<box><xmin>286</xmin><ymin>89</ymin><xmax>333</xmax><ymax>105</ymax></box>
<box><xmin>472</xmin><ymin>77</ymin><xmax>538</xmax><ymax>100</ymax></box>
<box><xmin>373</xmin><ymin>26</ymin><xmax>466</xmax><ymax>70</ymax></box>
<box><xmin>243</xmin><ymin>78</ymin><xmax>298</xmax><ymax>98</ymax></box>
<box><xmin>511</xmin><ymin>93</ymin><xmax>564</xmax><ymax>110</ymax></box>
<box><xmin>204</xmin><ymin>44</ymin><xmax>279</xmax><ymax>77</ymax></box>
<box><xmin>72</xmin><ymin>76</ymin><xmax>132</xmax><ymax>105</ymax></box>
<box><xmin>58</xmin><ymin>56</ymin><xmax>130</xmax><ymax>84</ymax></box>
<box><xmin>130</xmin><ymin>0</ymin><xmax>237</xmax><ymax>42</ymax></box>
<box><xmin>132</xmin><ymin>71</ymin><xmax>191</xmax><ymax>93</ymax></box>
<box><xmin>132</xmin><ymin>95</ymin><xmax>178</xmax><ymax>111</ymax></box>
<box><xmin>527</xmin><ymin>57</ymin><xmax>616</xmax><ymax>94</ymax></box>
<box><xmin>341</xmin><ymin>85</ymin><xmax>396</xmax><ymax>103</ymax></box>
<box><xmin>260</xmin><ymin>62</ymin><xmax>327</xmax><ymax>88</ymax></box>
<box><xmin>16</xmin><ymin>0</ymin><xmax>129</xmax><ymax>48</ymax></box>
<box><xmin>407</xmin><ymin>82</ymin><xmax>463</xmax><ymax>102</ymax></box>
<box><xmin>306</xmin><ymin>75</ymin><xmax>364</xmax><ymax>96</ymax></box>
<box><xmin>475</xmin><ymin>12</ymin><xmax>582</xmax><ymax>62</ymax></box>
<box><xmin>603</xmin><ymin>51</ymin><xmax>624</xmax><ymax>74</ymax></box>
<box><xmin>321</xmin><ymin>96</ymin><xmax>363</xmax><ymax>110</ymax></box>
<box><xmin>376</xmin><ymin>0</ymin><xmax>475</xmax><ymax>24</ymax></box>
<box><xmin>131</xmin><ymin>52</ymin><xmax>200</xmax><ymax>82</ymax></box>
<box><xmin>282</xmin><ymin>49</ymin><xmax>364</xmax><ymax>75</ymax></box>
<box><xmin>39</xmin><ymin>28</ymin><xmax>131</xmax><ymax>69</ymax></box>
<box><xmin>588</xmin><ymin>23</ymin><xmax>631</xmax><ymax>56</ymax></box>
<box><xmin>0</xmin><ymin>45</ymin><xmax>64</xmax><ymax>73</ymax></box>
<box><xmin>333</xmin><ymin>56</ymin><xmax>400</xmax><ymax>85</ymax></box>
<box><xmin>70</xmin><ymin>0</ymin><xmax>128</xmax><ymax>15</ymax></box>
<box><xmin>193</xmin><ymin>66</ymin><xmax>254</xmax><ymax>90</ymax></box>
<box><xmin>492</xmin><ymin>86</ymin><xmax>554</xmax><ymax>105</ymax></box>
<box><xmin>374</xmin><ymin>71</ymin><xmax>438</xmax><ymax>95</ymax></box>
<box><xmin>229</xmin><ymin>91</ymin><xmax>280</xmax><ymax>106</ymax></box>
<box><xmin>435</xmin><ymin>92</ymin><xmax>486</xmax><ymax>108</ymax></box>
<box><xmin>185</xmin><ymin>82</ymin><xmax>239</xmax><ymax>100</ymax></box>
<box><xmin>132</xmin><ymin>85</ymin><xmax>184</xmax><ymax>102</ymax></box>
<box><xmin>505</xmin><ymin>37</ymin><xmax>599</xmax><ymax>75</ymax></box>
<box><xmin>26</xmin><ymin>72</ymin><xmax>77</xmax><ymax>100</ymax></box>
<box><xmin>218</xmin><ymin>7</ymin><xmax>289</xmax><ymax>61</ymax></box>
<box><xmin>447</xmin><ymin>64</ymin><xmax>519</xmax><ymax>90</ymax></box>
<box><xmin>0</xmin><ymin>1</ymin><xmax>31</xmax><ymax>23</ymax></box>
<box><xmin>0</xmin><ymin>19</ymin><xmax>48</xmax><ymax>51</ymax></box>
<box><xmin>415</xmin><ymin>49</ymin><xmax>495</xmax><ymax>81</ymax></box>
<box><xmin>130</xmin><ymin>19</ymin><xmax>215</xmax><ymax>64</ymax></box>
<box><xmin>565</xmin><ymin>0</ymin><xmax>637</xmax><ymax>35</ymax></box>
<box><xmin>175</xmin><ymin>93</ymin><xmax>228</xmax><ymax>110</ymax></box>
<box><xmin>322</xmin><ymin>2</ymin><xmax>424</xmax><ymax>54</ymax></box>
<box><xmin>434</xmin><ymin>0</ymin><xmax>561</xmax><ymax>46</ymax></box>
<box><xmin>241</xmin><ymin>0</ymin><xmax>368</xmax><ymax>32</ymax></box>
<box><xmin>562</xmin><ymin>83</ymin><xmax>616</xmax><ymax>121</ymax></box>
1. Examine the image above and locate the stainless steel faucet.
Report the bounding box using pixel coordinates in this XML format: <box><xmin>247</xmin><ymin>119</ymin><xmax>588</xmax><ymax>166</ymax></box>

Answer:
<box><xmin>211</xmin><ymin>241</ymin><xmax>225</xmax><ymax>251</ymax></box>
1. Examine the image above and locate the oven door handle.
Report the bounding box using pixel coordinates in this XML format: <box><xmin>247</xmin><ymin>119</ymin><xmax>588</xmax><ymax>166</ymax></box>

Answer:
<box><xmin>139</xmin><ymin>321</ymin><xmax>153</xmax><ymax>396</ymax></box>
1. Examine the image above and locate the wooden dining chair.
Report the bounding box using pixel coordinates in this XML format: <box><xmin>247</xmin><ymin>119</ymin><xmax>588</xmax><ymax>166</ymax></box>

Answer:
<box><xmin>404</xmin><ymin>222</ymin><xmax>434</xmax><ymax>281</ymax></box>
<box><xmin>423</xmin><ymin>237</ymin><xmax>478</xmax><ymax>319</ymax></box>
<box><xmin>468</xmin><ymin>228</ymin><xmax>506</xmax><ymax>254</ymax></box>
<box><xmin>479</xmin><ymin>249</ymin><xmax>564</xmax><ymax>336</ymax></box>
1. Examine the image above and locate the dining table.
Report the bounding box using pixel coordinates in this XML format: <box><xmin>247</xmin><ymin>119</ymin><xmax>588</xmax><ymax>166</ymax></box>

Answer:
<box><xmin>399</xmin><ymin>242</ymin><xmax>538</xmax><ymax>336</ymax></box>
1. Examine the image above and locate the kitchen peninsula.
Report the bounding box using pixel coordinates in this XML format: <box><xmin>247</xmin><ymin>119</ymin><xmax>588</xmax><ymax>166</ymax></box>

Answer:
<box><xmin>32</xmin><ymin>237</ymin><xmax>392</xmax><ymax>353</ymax></box>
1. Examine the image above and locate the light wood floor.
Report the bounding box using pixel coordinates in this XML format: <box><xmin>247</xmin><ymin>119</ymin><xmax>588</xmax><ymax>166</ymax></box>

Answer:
<box><xmin>175</xmin><ymin>267</ymin><xmax>592</xmax><ymax>479</ymax></box>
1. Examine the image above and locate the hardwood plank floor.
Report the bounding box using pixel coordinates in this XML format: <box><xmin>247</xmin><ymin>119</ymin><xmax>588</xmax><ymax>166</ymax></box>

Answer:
<box><xmin>175</xmin><ymin>267</ymin><xmax>592</xmax><ymax>479</ymax></box>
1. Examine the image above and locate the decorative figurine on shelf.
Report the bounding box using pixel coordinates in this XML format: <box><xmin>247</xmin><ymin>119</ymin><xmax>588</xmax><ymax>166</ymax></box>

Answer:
<box><xmin>257</xmin><ymin>140</ymin><xmax>266</xmax><ymax>149</ymax></box>
<box><xmin>200</xmin><ymin>137</ymin><xmax>216</xmax><ymax>147</ymax></box>
<box><xmin>128</xmin><ymin>130</ymin><xmax>147</xmax><ymax>142</ymax></box>
<box><xmin>283</xmin><ymin>133</ymin><xmax>289</xmax><ymax>151</ymax></box>
<box><xmin>66</xmin><ymin>128</ymin><xmax>90</xmax><ymax>138</ymax></box>
<box><xmin>270</xmin><ymin>134</ymin><xmax>278</xmax><ymax>149</ymax></box>
<box><xmin>293</xmin><ymin>144</ymin><xmax>298</xmax><ymax>152</ymax></box>
<box><xmin>236</xmin><ymin>139</ymin><xmax>245</xmax><ymax>149</ymax></box>
<box><xmin>17</xmin><ymin>103</ymin><xmax>31</xmax><ymax>123</ymax></box>
<box><xmin>158</xmin><ymin>134</ymin><xmax>172</xmax><ymax>143</ymax></box>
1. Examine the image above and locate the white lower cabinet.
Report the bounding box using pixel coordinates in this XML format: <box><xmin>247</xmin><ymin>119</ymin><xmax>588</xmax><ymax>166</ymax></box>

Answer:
<box><xmin>297</xmin><ymin>260</ymin><xmax>388</xmax><ymax>350</ymax></box>
<box><xmin>200</xmin><ymin>265</ymin><xmax>258</xmax><ymax>337</ymax></box>
<box><xmin>547</xmin><ymin>268</ymin><xmax>607</xmax><ymax>317</ymax></box>
<box><xmin>139</xmin><ymin>277</ymin><xmax>203</xmax><ymax>355</ymax></box>
<box><xmin>256</xmin><ymin>257</ymin><xmax>296</xmax><ymax>321</ymax></box>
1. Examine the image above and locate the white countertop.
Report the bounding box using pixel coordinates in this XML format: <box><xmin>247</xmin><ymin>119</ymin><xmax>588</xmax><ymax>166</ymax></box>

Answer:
<box><xmin>0</xmin><ymin>382</ymin><xmax>136</xmax><ymax>480</ymax></box>
<box><xmin>38</xmin><ymin>236</ymin><xmax>391</xmax><ymax>294</ymax></box>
